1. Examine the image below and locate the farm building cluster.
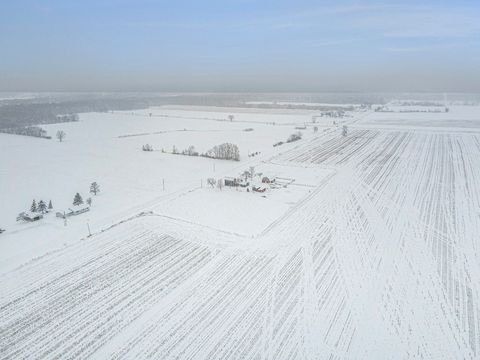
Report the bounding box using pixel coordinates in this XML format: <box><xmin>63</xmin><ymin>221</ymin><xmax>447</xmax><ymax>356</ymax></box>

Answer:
<box><xmin>12</xmin><ymin>183</ymin><xmax>100</xmax><ymax>231</ymax></box>
<box><xmin>16</xmin><ymin>206</ymin><xmax>90</xmax><ymax>223</ymax></box>
<box><xmin>220</xmin><ymin>167</ymin><xmax>295</xmax><ymax>194</ymax></box>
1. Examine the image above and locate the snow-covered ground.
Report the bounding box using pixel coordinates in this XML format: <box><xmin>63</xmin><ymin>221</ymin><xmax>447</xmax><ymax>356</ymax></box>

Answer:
<box><xmin>0</xmin><ymin>107</ymin><xmax>317</xmax><ymax>270</ymax></box>
<box><xmin>1</xmin><ymin>103</ymin><xmax>480</xmax><ymax>359</ymax></box>
<box><xmin>360</xmin><ymin>105</ymin><xmax>480</xmax><ymax>131</ymax></box>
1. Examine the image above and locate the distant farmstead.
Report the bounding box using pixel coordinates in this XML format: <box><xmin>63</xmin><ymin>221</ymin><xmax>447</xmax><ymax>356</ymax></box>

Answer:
<box><xmin>220</xmin><ymin>168</ymin><xmax>282</xmax><ymax>194</ymax></box>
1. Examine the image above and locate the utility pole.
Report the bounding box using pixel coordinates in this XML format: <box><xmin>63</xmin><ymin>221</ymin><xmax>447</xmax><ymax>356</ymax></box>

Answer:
<box><xmin>162</xmin><ymin>178</ymin><xmax>165</xmax><ymax>191</ymax></box>
<box><xmin>87</xmin><ymin>221</ymin><xmax>92</xmax><ymax>237</ymax></box>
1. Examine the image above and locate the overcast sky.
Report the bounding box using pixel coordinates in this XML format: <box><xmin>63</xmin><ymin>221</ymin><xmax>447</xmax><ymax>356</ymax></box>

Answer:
<box><xmin>0</xmin><ymin>0</ymin><xmax>479</xmax><ymax>92</ymax></box>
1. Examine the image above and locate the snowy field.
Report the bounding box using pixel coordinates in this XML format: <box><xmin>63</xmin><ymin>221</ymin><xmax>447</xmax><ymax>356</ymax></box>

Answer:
<box><xmin>0</xmin><ymin>107</ymin><xmax>315</xmax><ymax>270</ymax></box>
<box><xmin>360</xmin><ymin>105</ymin><xmax>480</xmax><ymax>131</ymax></box>
<box><xmin>1</xmin><ymin>103</ymin><xmax>480</xmax><ymax>359</ymax></box>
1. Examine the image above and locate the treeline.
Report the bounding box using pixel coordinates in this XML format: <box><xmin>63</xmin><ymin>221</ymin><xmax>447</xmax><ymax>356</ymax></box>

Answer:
<box><xmin>205</xmin><ymin>143</ymin><xmax>240</xmax><ymax>161</ymax></box>
<box><xmin>0</xmin><ymin>94</ymin><xmax>242</xmax><ymax>130</ymax></box>
<box><xmin>241</xmin><ymin>103</ymin><xmax>356</xmax><ymax>111</ymax></box>
<box><xmin>0</xmin><ymin>103</ymin><xmax>82</xmax><ymax>129</ymax></box>
<box><xmin>168</xmin><ymin>143</ymin><xmax>240</xmax><ymax>161</ymax></box>
<box><xmin>56</xmin><ymin>114</ymin><xmax>79</xmax><ymax>122</ymax></box>
<box><xmin>0</xmin><ymin>92</ymin><xmax>392</xmax><ymax>132</ymax></box>
<box><xmin>0</xmin><ymin>126</ymin><xmax>50</xmax><ymax>139</ymax></box>
<box><xmin>0</xmin><ymin>92</ymin><xmax>385</xmax><ymax>132</ymax></box>
<box><xmin>0</xmin><ymin>96</ymin><xmax>166</xmax><ymax>130</ymax></box>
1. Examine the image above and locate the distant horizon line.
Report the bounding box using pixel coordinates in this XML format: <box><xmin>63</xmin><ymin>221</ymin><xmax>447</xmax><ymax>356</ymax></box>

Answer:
<box><xmin>1</xmin><ymin>90</ymin><xmax>480</xmax><ymax>95</ymax></box>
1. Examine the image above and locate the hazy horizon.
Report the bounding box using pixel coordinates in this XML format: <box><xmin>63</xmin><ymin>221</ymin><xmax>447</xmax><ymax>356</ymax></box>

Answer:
<box><xmin>1</xmin><ymin>0</ymin><xmax>479</xmax><ymax>92</ymax></box>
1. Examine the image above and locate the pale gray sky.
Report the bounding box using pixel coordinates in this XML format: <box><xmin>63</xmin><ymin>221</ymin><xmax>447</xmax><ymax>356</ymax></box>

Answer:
<box><xmin>1</xmin><ymin>0</ymin><xmax>479</xmax><ymax>92</ymax></box>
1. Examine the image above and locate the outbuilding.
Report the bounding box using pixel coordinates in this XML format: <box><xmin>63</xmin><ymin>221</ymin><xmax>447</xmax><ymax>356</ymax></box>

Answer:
<box><xmin>252</xmin><ymin>185</ymin><xmax>267</xmax><ymax>193</ymax></box>
<box><xmin>17</xmin><ymin>212</ymin><xmax>43</xmax><ymax>222</ymax></box>
<box><xmin>262</xmin><ymin>176</ymin><xmax>275</xmax><ymax>184</ymax></box>
<box><xmin>56</xmin><ymin>206</ymin><xmax>90</xmax><ymax>219</ymax></box>
<box><xmin>224</xmin><ymin>177</ymin><xmax>249</xmax><ymax>188</ymax></box>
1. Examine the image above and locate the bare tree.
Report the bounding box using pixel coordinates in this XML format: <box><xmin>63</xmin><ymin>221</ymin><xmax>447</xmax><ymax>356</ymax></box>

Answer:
<box><xmin>187</xmin><ymin>145</ymin><xmax>197</xmax><ymax>156</ymax></box>
<box><xmin>56</xmin><ymin>130</ymin><xmax>66</xmax><ymax>142</ymax></box>
<box><xmin>207</xmin><ymin>178</ymin><xmax>216</xmax><ymax>188</ymax></box>
<box><xmin>206</xmin><ymin>143</ymin><xmax>240</xmax><ymax>161</ymax></box>
<box><xmin>228</xmin><ymin>115</ymin><xmax>234</xmax><ymax>122</ymax></box>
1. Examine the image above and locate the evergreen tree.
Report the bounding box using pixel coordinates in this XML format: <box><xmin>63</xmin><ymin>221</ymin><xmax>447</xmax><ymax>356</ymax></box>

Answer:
<box><xmin>31</xmin><ymin>199</ymin><xmax>37</xmax><ymax>212</ymax></box>
<box><xmin>48</xmin><ymin>200</ymin><xmax>53</xmax><ymax>210</ymax></box>
<box><xmin>73</xmin><ymin>193</ymin><xmax>84</xmax><ymax>206</ymax></box>
<box><xmin>38</xmin><ymin>200</ymin><xmax>47</xmax><ymax>214</ymax></box>
<box><xmin>90</xmin><ymin>182</ymin><xmax>100</xmax><ymax>195</ymax></box>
